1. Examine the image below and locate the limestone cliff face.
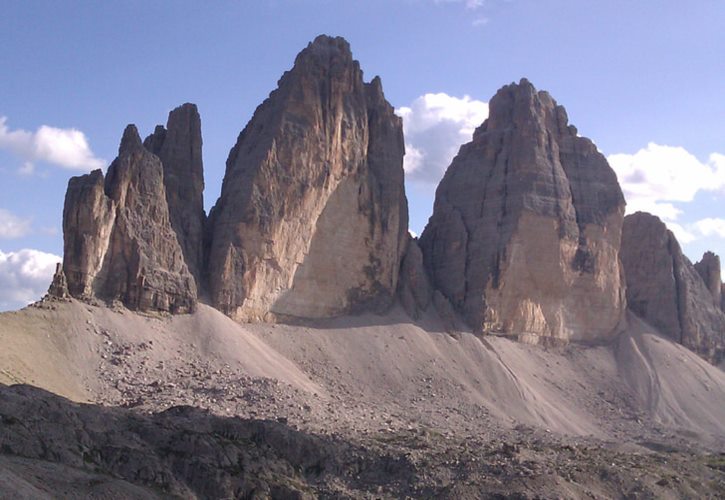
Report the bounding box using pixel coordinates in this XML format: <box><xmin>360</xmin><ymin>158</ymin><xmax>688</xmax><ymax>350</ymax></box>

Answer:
<box><xmin>397</xmin><ymin>237</ymin><xmax>432</xmax><ymax>320</ymax></box>
<box><xmin>419</xmin><ymin>79</ymin><xmax>626</xmax><ymax>343</ymax></box>
<box><xmin>143</xmin><ymin>103</ymin><xmax>206</xmax><ymax>288</ymax></box>
<box><xmin>694</xmin><ymin>251</ymin><xmax>722</xmax><ymax>309</ymax></box>
<box><xmin>621</xmin><ymin>212</ymin><xmax>725</xmax><ymax>363</ymax></box>
<box><xmin>62</xmin><ymin>126</ymin><xmax>196</xmax><ymax>313</ymax></box>
<box><xmin>207</xmin><ymin>35</ymin><xmax>408</xmax><ymax>321</ymax></box>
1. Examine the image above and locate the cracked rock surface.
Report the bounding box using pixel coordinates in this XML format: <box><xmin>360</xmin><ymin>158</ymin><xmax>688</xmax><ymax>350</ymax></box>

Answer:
<box><xmin>206</xmin><ymin>35</ymin><xmax>408</xmax><ymax>322</ymax></box>
<box><xmin>419</xmin><ymin>79</ymin><xmax>626</xmax><ymax>343</ymax></box>
<box><xmin>621</xmin><ymin>211</ymin><xmax>725</xmax><ymax>364</ymax></box>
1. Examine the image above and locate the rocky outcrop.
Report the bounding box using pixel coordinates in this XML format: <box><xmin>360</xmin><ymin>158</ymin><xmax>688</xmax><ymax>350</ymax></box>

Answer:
<box><xmin>62</xmin><ymin>126</ymin><xmax>196</xmax><ymax>313</ymax></box>
<box><xmin>621</xmin><ymin>212</ymin><xmax>725</xmax><ymax>363</ymax></box>
<box><xmin>419</xmin><ymin>79</ymin><xmax>626</xmax><ymax>343</ymax></box>
<box><xmin>694</xmin><ymin>251</ymin><xmax>722</xmax><ymax>308</ymax></box>
<box><xmin>397</xmin><ymin>237</ymin><xmax>432</xmax><ymax>320</ymax></box>
<box><xmin>206</xmin><ymin>35</ymin><xmax>408</xmax><ymax>321</ymax></box>
<box><xmin>46</xmin><ymin>263</ymin><xmax>69</xmax><ymax>299</ymax></box>
<box><xmin>143</xmin><ymin>103</ymin><xmax>206</xmax><ymax>289</ymax></box>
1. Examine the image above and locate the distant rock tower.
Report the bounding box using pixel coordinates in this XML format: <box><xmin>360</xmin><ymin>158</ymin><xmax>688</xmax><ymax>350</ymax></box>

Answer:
<box><xmin>61</xmin><ymin>124</ymin><xmax>197</xmax><ymax>313</ymax></box>
<box><xmin>621</xmin><ymin>212</ymin><xmax>725</xmax><ymax>363</ymax></box>
<box><xmin>419</xmin><ymin>79</ymin><xmax>627</xmax><ymax>343</ymax></box>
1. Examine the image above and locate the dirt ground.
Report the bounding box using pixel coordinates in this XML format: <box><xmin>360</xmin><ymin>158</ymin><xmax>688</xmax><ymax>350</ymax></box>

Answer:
<box><xmin>1</xmin><ymin>298</ymin><xmax>723</xmax><ymax>498</ymax></box>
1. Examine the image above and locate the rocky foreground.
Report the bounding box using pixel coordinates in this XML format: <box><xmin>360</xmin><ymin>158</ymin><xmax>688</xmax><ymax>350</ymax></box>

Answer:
<box><xmin>2</xmin><ymin>383</ymin><xmax>723</xmax><ymax>499</ymax></box>
<box><xmin>1</xmin><ymin>299</ymin><xmax>724</xmax><ymax>498</ymax></box>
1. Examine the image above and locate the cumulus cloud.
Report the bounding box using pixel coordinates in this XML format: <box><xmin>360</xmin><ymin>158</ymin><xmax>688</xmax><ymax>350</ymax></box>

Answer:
<box><xmin>397</xmin><ymin>93</ymin><xmax>488</xmax><ymax>183</ymax></box>
<box><xmin>608</xmin><ymin>143</ymin><xmax>725</xmax><ymax>219</ymax></box>
<box><xmin>0</xmin><ymin>209</ymin><xmax>32</xmax><ymax>239</ymax></box>
<box><xmin>0</xmin><ymin>248</ymin><xmax>61</xmax><ymax>311</ymax></box>
<box><xmin>694</xmin><ymin>218</ymin><xmax>725</xmax><ymax>239</ymax></box>
<box><xmin>0</xmin><ymin>116</ymin><xmax>105</xmax><ymax>172</ymax></box>
<box><xmin>607</xmin><ymin>144</ymin><xmax>725</xmax><ymax>245</ymax></box>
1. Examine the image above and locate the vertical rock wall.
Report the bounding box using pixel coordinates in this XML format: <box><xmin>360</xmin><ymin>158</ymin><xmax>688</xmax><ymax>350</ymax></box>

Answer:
<box><xmin>206</xmin><ymin>35</ymin><xmax>408</xmax><ymax>321</ymax></box>
<box><xmin>143</xmin><ymin>103</ymin><xmax>206</xmax><ymax>290</ymax></box>
<box><xmin>419</xmin><ymin>79</ymin><xmax>626</xmax><ymax>343</ymax></box>
<box><xmin>621</xmin><ymin>212</ymin><xmax>725</xmax><ymax>363</ymax></box>
<box><xmin>62</xmin><ymin>126</ymin><xmax>196</xmax><ymax>313</ymax></box>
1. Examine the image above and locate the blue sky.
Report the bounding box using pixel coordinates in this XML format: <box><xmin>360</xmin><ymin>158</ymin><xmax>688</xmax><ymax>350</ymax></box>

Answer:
<box><xmin>1</xmin><ymin>0</ymin><xmax>724</xmax><ymax>310</ymax></box>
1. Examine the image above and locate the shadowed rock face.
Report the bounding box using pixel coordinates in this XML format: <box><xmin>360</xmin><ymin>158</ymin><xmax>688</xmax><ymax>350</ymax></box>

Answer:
<box><xmin>397</xmin><ymin>237</ymin><xmax>432</xmax><ymax>320</ymax></box>
<box><xmin>207</xmin><ymin>35</ymin><xmax>408</xmax><ymax>321</ymax></box>
<box><xmin>694</xmin><ymin>251</ymin><xmax>722</xmax><ymax>309</ymax></box>
<box><xmin>621</xmin><ymin>212</ymin><xmax>725</xmax><ymax>363</ymax></box>
<box><xmin>419</xmin><ymin>79</ymin><xmax>626</xmax><ymax>343</ymax></box>
<box><xmin>62</xmin><ymin>126</ymin><xmax>196</xmax><ymax>313</ymax></box>
<box><xmin>144</xmin><ymin>103</ymin><xmax>206</xmax><ymax>290</ymax></box>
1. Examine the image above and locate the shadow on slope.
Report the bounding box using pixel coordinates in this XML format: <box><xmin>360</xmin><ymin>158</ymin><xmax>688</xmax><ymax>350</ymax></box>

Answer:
<box><xmin>0</xmin><ymin>383</ymin><xmax>413</xmax><ymax>499</ymax></box>
<box><xmin>2</xmin><ymin>383</ymin><xmax>724</xmax><ymax>499</ymax></box>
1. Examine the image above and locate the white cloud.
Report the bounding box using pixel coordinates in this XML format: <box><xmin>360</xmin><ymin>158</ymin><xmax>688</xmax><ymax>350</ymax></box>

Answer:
<box><xmin>434</xmin><ymin>0</ymin><xmax>485</xmax><ymax>9</ymax></box>
<box><xmin>694</xmin><ymin>218</ymin><xmax>725</xmax><ymax>239</ymax></box>
<box><xmin>397</xmin><ymin>93</ymin><xmax>488</xmax><ymax>183</ymax></box>
<box><xmin>608</xmin><ymin>144</ymin><xmax>725</xmax><ymax>218</ymax></box>
<box><xmin>0</xmin><ymin>209</ymin><xmax>32</xmax><ymax>239</ymax></box>
<box><xmin>608</xmin><ymin>143</ymin><xmax>725</xmax><ymax>246</ymax></box>
<box><xmin>472</xmin><ymin>16</ymin><xmax>489</xmax><ymax>26</ymax></box>
<box><xmin>0</xmin><ymin>116</ymin><xmax>105</xmax><ymax>172</ymax></box>
<box><xmin>0</xmin><ymin>248</ymin><xmax>61</xmax><ymax>311</ymax></box>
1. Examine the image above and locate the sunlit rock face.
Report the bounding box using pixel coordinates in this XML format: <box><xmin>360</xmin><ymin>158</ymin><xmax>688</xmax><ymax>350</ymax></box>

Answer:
<box><xmin>419</xmin><ymin>79</ymin><xmax>626</xmax><ymax>343</ymax></box>
<box><xmin>621</xmin><ymin>212</ymin><xmax>725</xmax><ymax>363</ymax></box>
<box><xmin>62</xmin><ymin>125</ymin><xmax>196</xmax><ymax>313</ymax></box>
<box><xmin>206</xmin><ymin>35</ymin><xmax>408</xmax><ymax>321</ymax></box>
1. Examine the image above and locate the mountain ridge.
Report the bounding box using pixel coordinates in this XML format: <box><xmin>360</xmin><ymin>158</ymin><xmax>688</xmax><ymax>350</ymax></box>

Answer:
<box><xmin>3</xmin><ymin>34</ymin><xmax>725</xmax><ymax>499</ymax></box>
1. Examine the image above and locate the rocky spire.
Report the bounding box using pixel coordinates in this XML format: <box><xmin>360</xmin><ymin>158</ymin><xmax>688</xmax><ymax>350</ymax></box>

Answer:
<box><xmin>144</xmin><ymin>103</ymin><xmax>206</xmax><ymax>290</ymax></box>
<box><xmin>46</xmin><ymin>263</ymin><xmax>69</xmax><ymax>299</ymax></box>
<box><xmin>62</xmin><ymin>123</ymin><xmax>197</xmax><ymax>313</ymax></box>
<box><xmin>206</xmin><ymin>35</ymin><xmax>408</xmax><ymax>321</ymax></box>
<box><xmin>694</xmin><ymin>251</ymin><xmax>722</xmax><ymax>308</ymax></box>
<box><xmin>621</xmin><ymin>212</ymin><xmax>725</xmax><ymax>364</ymax></box>
<box><xmin>419</xmin><ymin>79</ymin><xmax>626</xmax><ymax>343</ymax></box>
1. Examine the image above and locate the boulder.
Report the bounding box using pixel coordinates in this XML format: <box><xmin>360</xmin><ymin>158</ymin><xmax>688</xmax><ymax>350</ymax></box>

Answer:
<box><xmin>419</xmin><ymin>79</ymin><xmax>626</xmax><ymax>343</ymax></box>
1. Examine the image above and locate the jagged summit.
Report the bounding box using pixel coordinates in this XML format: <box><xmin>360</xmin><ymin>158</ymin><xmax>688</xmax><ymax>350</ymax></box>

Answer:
<box><xmin>206</xmin><ymin>34</ymin><xmax>408</xmax><ymax>322</ymax></box>
<box><xmin>118</xmin><ymin>124</ymin><xmax>143</xmax><ymax>153</ymax></box>
<box><xmin>694</xmin><ymin>250</ymin><xmax>723</xmax><ymax>308</ymax></box>
<box><xmin>298</xmin><ymin>34</ymin><xmax>355</xmax><ymax>64</ymax></box>
<box><xmin>621</xmin><ymin>212</ymin><xmax>725</xmax><ymax>363</ymax></box>
<box><xmin>419</xmin><ymin>78</ymin><xmax>626</xmax><ymax>343</ymax></box>
<box><xmin>50</xmin><ymin>38</ymin><xmax>724</xmax><ymax>365</ymax></box>
<box><xmin>143</xmin><ymin>103</ymin><xmax>206</xmax><ymax>289</ymax></box>
<box><xmin>58</xmin><ymin>35</ymin><xmax>408</xmax><ymax>323</ymax></box>
<box><xmin>62</xmin><ymin>121</ymin><xmax>196</xmax><ymax>313</ymax></box>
